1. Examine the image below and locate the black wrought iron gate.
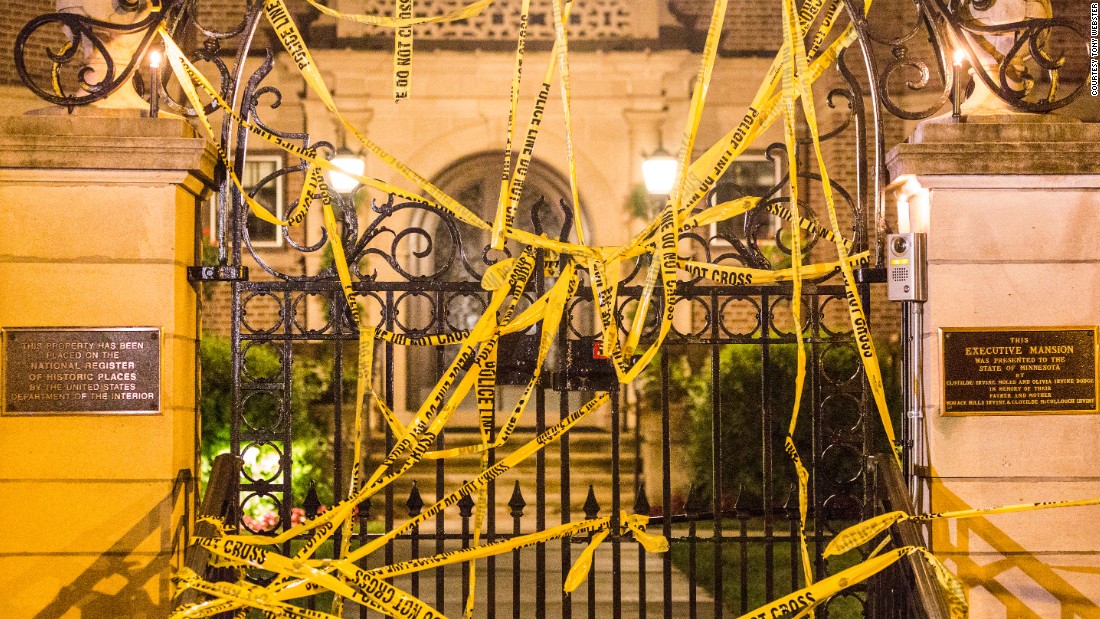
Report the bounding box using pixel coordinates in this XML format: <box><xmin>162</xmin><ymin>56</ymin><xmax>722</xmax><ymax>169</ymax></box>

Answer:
<box><xmin>209</xmin><ymin>3</ymin><xmax>892</xmax><ymax>616</ymax></box>
<box><xmin>224</xmin><ymin>197</ymin><xmax>885</xmax><ymax>619</ymax></box>
<box><xmin>10</xmin><ymin>0</ymin><xmax>1091</xmax><ymax>614</ymax></box>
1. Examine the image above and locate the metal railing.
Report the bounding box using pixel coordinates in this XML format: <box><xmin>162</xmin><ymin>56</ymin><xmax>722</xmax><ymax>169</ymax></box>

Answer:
<box><xmin>866</xmin><ymin>454</ymin><xmax>951</xmax><ymax>619</ymax></box>
<box><xmin>177</xmin><ymin>453</ymin><xmax>241</xmax><ymax>610</ymax></box>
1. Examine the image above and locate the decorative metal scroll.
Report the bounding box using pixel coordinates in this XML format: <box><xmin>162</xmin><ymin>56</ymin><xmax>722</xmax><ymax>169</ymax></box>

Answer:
<box><xmin>845</xmin><ymin>0</ymin><xmax>1088</xmax><ymax>121</ymax></box>
<box><xmin>15</xmin><ymin>0</ymin><xmax>175</xmax><ymax>109</ymax></box>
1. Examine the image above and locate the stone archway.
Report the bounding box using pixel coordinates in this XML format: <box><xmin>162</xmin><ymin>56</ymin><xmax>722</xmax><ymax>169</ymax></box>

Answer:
<box><xmin>404</xmin><ymin>152</ymin><xmax>589</xmax><ymax>412</ymax></box>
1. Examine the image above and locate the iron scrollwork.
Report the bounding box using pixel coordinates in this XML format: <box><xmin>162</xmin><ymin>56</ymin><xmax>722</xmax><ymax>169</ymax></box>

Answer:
<box><xmin>13</xmin><ymin>0</ymin><xmax>189</xmax><ymax>110</ymax></box>
<box><xmin>932</xmin><ymin>0</ymin><xmax>1087</xmax><ymax>112</ymax></box>
<box><xmin>854</xmin><ymin>0</ymin><xmax>1088</xmax><ymax>121</ymax></box>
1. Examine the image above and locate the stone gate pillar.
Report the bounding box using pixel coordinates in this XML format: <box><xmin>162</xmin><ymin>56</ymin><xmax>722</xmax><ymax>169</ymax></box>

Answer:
<box><xmin>0</xmin><ymin>115</ymin><xmax>215</xmax><ymax>615</ymax></box>
<box><xmin>888</xmin><ymin>117</ymin><xmax>1100</xmax><ymax>616</ymax></box>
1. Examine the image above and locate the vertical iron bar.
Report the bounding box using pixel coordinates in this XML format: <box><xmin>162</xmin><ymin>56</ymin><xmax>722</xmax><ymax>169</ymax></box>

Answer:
<box><xmin>738</xmin><ymin>512</ymin><xmax>749</xmax><ymax>614</ymax></box>
<box><xmin>787</xmin><ymin>494</ymin><xmax>799</xmax><ymax>592</ymax></box>
<box><xmin>638</xmin><ymin>520</ymin><xmax>647</xmax><ymax>619</ymax></box>
<box><xmin>281</xmin><ymin>290</ymin><xmax>293</xmax><ymax>545</ymax></box>
<box><xmin>384</xmin><ymin>290</ymin><xmax>396</xmax><ymax>616</ymax></box>
<box><xmin>535</xmin><ymin>249</ymin><xmax>547</xmax><ymax>619</ymax></box>
<box><xmin>611</xmin><ymin>385</ymin><xmax>622</xmax><ymax>619</ymax></box>
<box><xmin>559</xmin><ymin>285</ymin><xmax>573</xmax><ymax>619</ymax></box>
<box><xmin>435</xmin><ymin>289</ymin><xmax>447</xmax><ymax>613</ymax></box>
<box><xmin>810</xmin><ymin>295</ymin><xmax>826</xmax><ymax>580</ymax></box>
<box><xmin>488</xmin><ymin>383</ymin><xmax>498</xmax><ymax>619</ymax></box>
<box><xmin>661</xmin><ymin>347</ymin><xmax>673</xmax><ymax>619</ymax></box>
<box><xmin>461</xmin><ymin>502</ymin><xmax>472</xmax><ymax>604</ymax></box>
<box><xmin>359</xmin><ymin>501</ymin><xmax>370</xmax><ymax>619</ymax></box>
<box><xmin>711</xmin><ymin>289</ymin><xmax>724</xmax><ymax>619</ymax></box>
<box><xmin>333</xmin><ymin>333</ymin><xmax>344</xmax><ymax>561</ymax></box>
<box><xmin>762</xmin><ymin>293</ymin><xmax>774</xmax><ymax>602</ymax></box>
<box><xmin>587</xmin><ymin>529</ymin><xmax>597</xmax><ymax>619</ymax></box>
<box><xmin>229</xmin><ymin>281</ymin><xmax>242</xmax><ymax>533</ymax></box>
<box><xmin>412</xmin><ymin>519</ymin><xmax>421</xmax><ymax>599</ymax></box>
<box><xmin>687</xmin><ymin>516</ymin><xmax>696</xmax><ymax>619</ymax></box>
<box><xmin>561</xmin><ymin>376</ymin><xmax>572</xmax><ymax>618</ymax></box>
<box><xmin>511</xmin><ymin>483</ymin><xmax>524</xmax><ymax>619</ymax></box>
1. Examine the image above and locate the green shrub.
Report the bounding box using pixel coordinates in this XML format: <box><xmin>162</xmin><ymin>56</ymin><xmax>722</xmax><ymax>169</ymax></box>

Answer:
<box><xmin>642</xmin><ymin>340</ymin><xmax>901</xmax><ymax>507</ymax></box>
<box><xmin>200</xmin><ymin>333</ymin><xmax>335</xmax><ymax>507</ymax></box>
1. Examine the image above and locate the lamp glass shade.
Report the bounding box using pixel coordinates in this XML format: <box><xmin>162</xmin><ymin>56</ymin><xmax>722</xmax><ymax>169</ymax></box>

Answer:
<box><xmin>328</xmin><ymin>155</ymin><xmax>365</xmax><ymax>193</ymax></box>
<box><xmin>642</xmin><ymin>154</ymin><xmax>678</xmax><ymax>195</ymax></box>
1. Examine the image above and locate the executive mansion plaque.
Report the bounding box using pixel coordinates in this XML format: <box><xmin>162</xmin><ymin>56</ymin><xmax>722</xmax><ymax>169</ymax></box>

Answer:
<box><xmin>941</xmin><ymin>327</ymin><xmax>1098</xmax><ymax>416</ymax></box>
<box><xmin>2</xmin><ymin>328</ymin><xmax>160</xmax><ymax>415</ymax></box>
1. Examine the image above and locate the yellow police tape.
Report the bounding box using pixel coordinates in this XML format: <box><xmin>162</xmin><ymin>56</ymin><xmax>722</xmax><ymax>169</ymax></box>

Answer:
<box><xmin>394</xmin><ymin>0</ymin><xmax>414</xmax><ymax>102</ymax></box>
<box><xmin>159</xmin><ymin>0</ymin><xmax>1000</xmax><ymax>614</ymax></box>
<box><xmin>820</xmin><ymin>496</ymin><xmax>1100</xmax><ymax>619</ymax></box>
<box><xmin>825</xmin><ymin>496</ymin><xmax>1100</xmax><ymax>559</ymax></box>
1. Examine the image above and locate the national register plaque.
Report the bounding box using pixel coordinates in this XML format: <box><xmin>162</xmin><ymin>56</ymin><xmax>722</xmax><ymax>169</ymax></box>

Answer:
<box><xmin>2</xmin><ymin>328</ymin><xmax>160</xmax><ymax>415</ymax></box>
<box><xmin>941</xmin><ymin>327</ymin><xmax>1098</xmax><ymax>416</ymax></box>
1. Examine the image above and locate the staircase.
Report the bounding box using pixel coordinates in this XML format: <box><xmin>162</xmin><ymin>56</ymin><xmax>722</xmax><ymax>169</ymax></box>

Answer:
<box><xmin>344</xmin><ymin>537</ymin><xmax>716</xmax><ymax>618</ymax></box>
<box><xmin>365</xmin><ymin>430</ymin><xmax>642</xmax><ymax>530</ymax></box>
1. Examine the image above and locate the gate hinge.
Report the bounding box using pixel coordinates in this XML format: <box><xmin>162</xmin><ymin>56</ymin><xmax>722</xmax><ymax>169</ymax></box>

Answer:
<box><xmin>853</xmin><ymin>266</ymin><xmax>886</xmax><ymax>284</ymax></box>
<box><xmin>187</xmin><ymin>265</ymin><xmax>250</xmax><ymax>284</ymax></box>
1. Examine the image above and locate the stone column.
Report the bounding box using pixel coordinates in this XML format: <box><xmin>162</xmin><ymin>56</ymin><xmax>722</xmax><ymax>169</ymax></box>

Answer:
<box><xmin>0</xmin><ymin>115</ymin><xmax>215</xmax><ymax>615</ymax></box>
<box><xmin>888</xmin><ymin>118</ymin><xmax>1100</xmax><ymax>616</ymax></box>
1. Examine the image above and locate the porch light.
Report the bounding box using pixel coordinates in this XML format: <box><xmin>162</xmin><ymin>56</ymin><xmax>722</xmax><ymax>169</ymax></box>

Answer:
<box><xmin>891</xmin><ymin>175</ymin><xmax>930</xmax><ymax>234</ymax></box>
<box><xmin>952</xmin><ymin>48</ymin><xmax>966</xmax><ymax>120</ymax></box>
<box><xmin>642</xmin><ymin>144</ymin><xmax>678</xmax><ymax>196</ymax></box>
<box><xmin>328</xmin><ymin>149</ymin><xmax>365</xmax><ymax>194</ymax></box>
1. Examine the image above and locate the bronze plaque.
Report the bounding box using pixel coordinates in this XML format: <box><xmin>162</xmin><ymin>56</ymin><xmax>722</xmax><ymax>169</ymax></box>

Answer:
<box><xmin>2</xmin><ymin>328</ymin><xmax>160</xmax><ymax>415</ymax></box>
<box><xmin>941</xmin><ymin>327</ymin><xmax>1098</xmax><ymax>416</ymax></box>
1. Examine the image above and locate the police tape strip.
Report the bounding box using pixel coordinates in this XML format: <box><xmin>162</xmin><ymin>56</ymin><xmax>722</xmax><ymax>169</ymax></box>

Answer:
<box><xmin>734</xmin><ymin>547</ymin><xmax>918</xmax><ymax>619</ymax></box>
<box><xmin>173</xmin><ymin>567</ymin><xmax>350</xmax><ymax>618</ymax></box>
<box><xmin>493</xmin><ymin>2</ymin><xmax>576</xmax><ymax>251</ymax></box>
<box><xmin>208</xmin><ymin>250</ymin><xmax>537</xmax><ymax>555</ymax></box>
<box><xmin>777</xmin><ymin>0</ymin><xmax>818</xmax><ymax>594</ymax></box>
<box><xmin>304</xmin><ymin>0</ymin><xmax>492</xmax><ymax>28</ymax></box>
<box><xmin>264</xmin><ymin>0</ymin><xmax>490</xmax><ymax>230</ymax></box>
<box><xmin>394</xmin><ymin>0</ymin><xmax>414</xmax><ymax>102</ymax></box>
<box><xmin>363</xmin><ymin>512</ymin><xmax>646</xmax><ymax>577</ymax></box>
<box><xmin>460</xmin><ymin>254</ymin><xmax>556</xmax><ymax>618</ymax></box>
<box><xmin>765</xmin><ymin>202</ymin><xmax>853</xmax><ymax>250</ymax></box>
<box><xmin>915</xmin><ymin>548</ymin><xmax>969</xmax><ymax>619</ymax></box>
<box><xmin>825</xmin><ymin>497</ymin><xmax>1100</xmax><ymax>558</ymax></box>
<box><xmin>549</xmin><ymin>0</ymin><xmax>586</xmax><ymax>246</ymax></box>
<box><xmin>289</xmin><ymin>254</ymin><xmax>537</xmax><ymax>560</ymax></box>
<box><xmin>778</xmin><ymin>0</ymin><xmax>900</xmax><ymax>469</ymax></box>
<box><xmin>159</xmin><ymin>31</ymin><xmax>430</xmax><ymax>219</ymax></box>
<box><xmin>330</xmin><ymin>325</ymin><xmax>376</xmax><ymax>616</ymax></box>
<box><xmin>612</xmin><ymin>0</ymin><xmax>726</xmax><ymax>375</ymax></box>
<box><xmin>680</xmin><ymin>251</ymin><xmax>870</xmax><ymax>286</ymax></box>
<box><xmin>422</xmin><ymin>265</ymin><xmax>578</xmax><ymax>461</ymax></box>
<box><xmin>178</xmin><ymin>388</ymin><xmax>615</xmax><ymax>615</ymax></box>
<box><xmin>489</xmin><ymin>0</ymin><xmax>532</xmax><ymax>250</ymax></box>
<box><xmin>617</xmin><ymin>0</ymin><xmax>852</xmax><ymax>259</ymax></box>
<box><xmin>192</xmin><ymin>538</ymin><xmax>445</xmax><ymax>618</ymax></box>
<box><xmin>166</xmin><ymin>0</ymin><xmax>940</xmax><ymax>614</ymax></box>
<box><xmin>342</xmin><ymin>391</ymin><xmax>610</xmax><ymax>564</ymax></box>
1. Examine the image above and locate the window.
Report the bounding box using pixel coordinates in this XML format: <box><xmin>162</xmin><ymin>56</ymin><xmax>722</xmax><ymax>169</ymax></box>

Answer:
<box><xmin>708</xmin><ymin>154</ymin><xmax>783</xmax><ymax>244</ymax></box>
<box><xmin>210</xmin><ymin>155</ymin><xmax>285</xmax><ymax>247</ymax></box>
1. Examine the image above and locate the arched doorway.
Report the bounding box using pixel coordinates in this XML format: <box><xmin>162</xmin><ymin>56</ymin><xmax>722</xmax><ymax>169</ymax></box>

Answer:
<box><xmin>404</xmin><ymin>152</ymin><xmax>588</xmax><ymax>411</ymax></box>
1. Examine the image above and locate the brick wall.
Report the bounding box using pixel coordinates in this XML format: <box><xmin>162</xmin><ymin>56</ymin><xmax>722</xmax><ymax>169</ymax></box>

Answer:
<box><xmin>1</xmin><ymin>0</ymin><xmax>54</xmax><ymax>86</ymax></box>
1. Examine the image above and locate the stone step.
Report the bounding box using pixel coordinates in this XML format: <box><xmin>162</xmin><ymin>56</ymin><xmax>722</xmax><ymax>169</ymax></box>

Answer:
<box><xmin>339</xmin><ymin>539</ymin><xmax>716</xmax><ymax>618</ymax></box>
<box><xmin>376</xmin><ymin>479</ymin><xmax>645</xmax><ymax>521</ymax></box>
<box><xmin>366</xmin><ymin>434</ymin><xmax>640</xmax><ymax>470</ymax></box>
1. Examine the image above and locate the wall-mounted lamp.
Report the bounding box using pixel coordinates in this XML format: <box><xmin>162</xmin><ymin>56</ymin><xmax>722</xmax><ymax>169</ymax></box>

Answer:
<box><xmin>886</xmin><ymin>175</ymin><xmax>928</xmax><ymax>302</ymax></box>
<box><xmin>642</xmin><ymin>141</ymin><xmax>678</xmax><ymax>196</ymax></box>
<box><xmin>328</xmin><ymin>149</ymin><xmax>365</xmax><ymax>194</ymax></box>
<box><xmin>147</xmin><ymin>48</ymin><xmax>161</xmax><ymax>118</ymax></box>
<box><xmin>952</xmin><ymin>48</ymin><xmax>967</xmax><ymax>121</ymax></box>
